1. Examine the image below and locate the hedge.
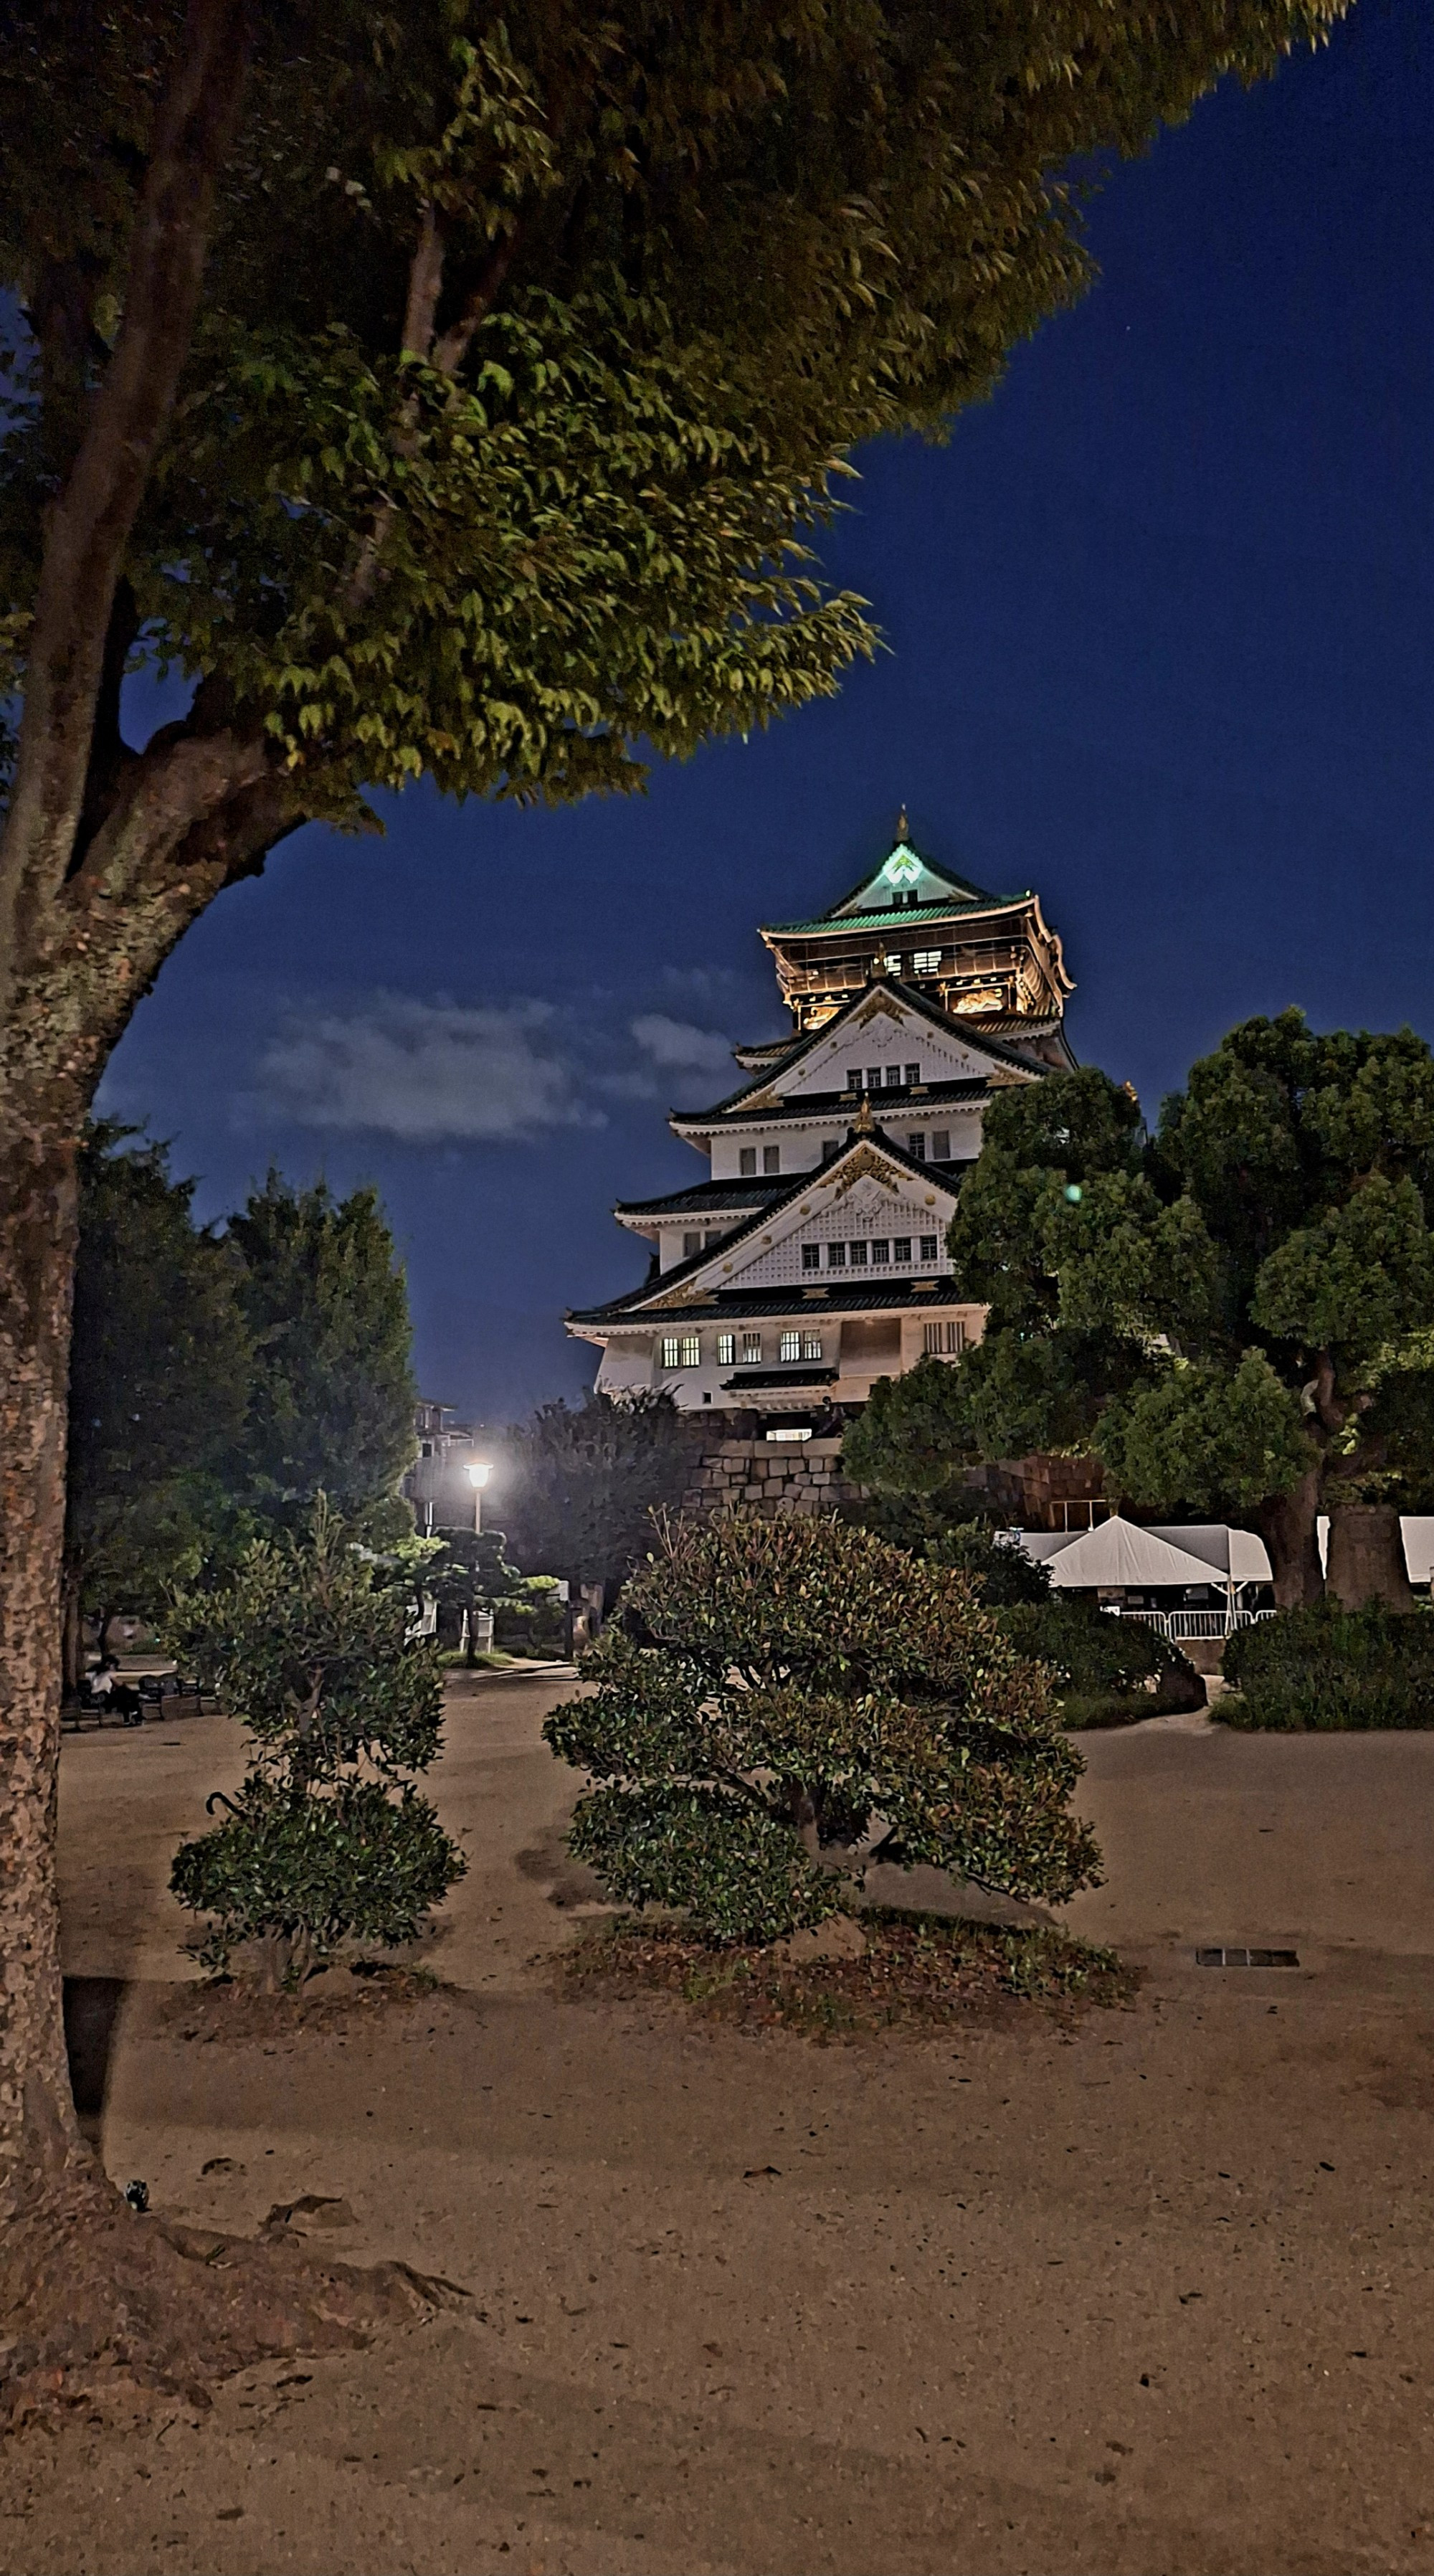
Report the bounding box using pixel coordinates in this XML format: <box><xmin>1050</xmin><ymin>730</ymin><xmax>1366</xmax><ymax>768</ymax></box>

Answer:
<box><xmin>1220</xmin><ymin>1604</ymin><xmax>1434</xmax><ymax>1730</ymax></box>
<box><xmin>999</xmin><ymin>1599</ymin><xmax>1205</xmax><ymax>1729</ymax></box>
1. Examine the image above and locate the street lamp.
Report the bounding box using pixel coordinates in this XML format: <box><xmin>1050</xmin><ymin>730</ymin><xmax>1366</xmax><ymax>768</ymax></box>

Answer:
<box><xmin>465</xmin><ymin>1459</ymin><xmax>492</xmax><ymax>1535</ymax></box>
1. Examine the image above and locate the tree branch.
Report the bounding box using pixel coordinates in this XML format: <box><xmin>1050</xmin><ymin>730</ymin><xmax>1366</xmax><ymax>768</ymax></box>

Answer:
<box><xmin>0</xmin><ymin>0</ymin><xmax>252</xmax><ymax>950</ymax></box>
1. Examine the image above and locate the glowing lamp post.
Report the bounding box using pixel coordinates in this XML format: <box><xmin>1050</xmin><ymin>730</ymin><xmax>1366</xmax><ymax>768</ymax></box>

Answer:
<box><xmin>465</xmin><ymin>1459</ymin><xmax>492</xmax><ymax>1535</ymax></box>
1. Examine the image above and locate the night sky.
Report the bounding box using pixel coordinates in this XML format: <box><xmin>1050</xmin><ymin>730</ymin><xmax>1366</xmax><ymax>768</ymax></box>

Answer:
<box><xmin>102</xmin><ymin>0</ymin><xmax>1434</xmax><ymax>1424</ymax></box>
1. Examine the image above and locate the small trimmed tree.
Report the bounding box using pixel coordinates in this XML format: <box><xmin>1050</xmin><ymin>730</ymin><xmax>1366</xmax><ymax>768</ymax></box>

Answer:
<box><xmin>166</xmin><ymin>1500</ymin><xmax>465</xmax><ymax>1986</ymax></box>
<box><xmin>543</xmin><ymin>1510</ymin><xmax>1099</xmax><ymax>1945</ymax></box>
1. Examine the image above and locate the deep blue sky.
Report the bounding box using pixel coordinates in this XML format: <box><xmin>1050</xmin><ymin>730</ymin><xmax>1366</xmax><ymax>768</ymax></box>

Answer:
<box><xmin>102</xmin><ymin>0</ymin><xmax>1434</xmax><ymax>1421</ymax></box>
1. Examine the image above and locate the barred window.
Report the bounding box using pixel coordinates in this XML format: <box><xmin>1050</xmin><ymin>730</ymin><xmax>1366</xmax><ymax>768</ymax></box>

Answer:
<box><xmin>869</xmin><ymin>1239</ymin><xmax>890</xmax><ymax>1266</ymax></box>
<box><xmin>741</xmin><ymin>1332</ymin><xmax>762</xmax><ymax>1364</ymax></box>
<box><xmin>780</xmin><ymin>1330</ymin><xmax>802</xmax><ymax>1362</ymax></box>
<box><xmin>913</xmin><ymin>950</ymin><xmax>941</xmax><ymax>974</ymax></box>
<box><xmin>763</xmin><ymin>1145</ymin><xmax>781</xmax><ymax>1175</ymax></box>
<box><xmin>716</xmin><ymin>1332</ymin><xmax>736</xmax><ymax>1365</ymax></box>
<box><xmin>683</xmin><ymin>1231</ymin><xmax>701</xmax><ymax>1258</ymax></box>
<box><xmin>923</xmin><ymin>1320</ymin><xmax>967</xmax><ymax>1357</ymax></box>
<box><xmin>680</xmin><ymin>1333</ymin><xmax>701</xmax><ymax>1366</ymax></box>
<box><xmin>905</xmin><ymin>1063</ymin><xmax>921</xmax><ymax>1084</ymax></box>
<box><xmin>893</xmin><ymin>1237</ymin><xmax>912</xmax><ymax>1264</ymax></box>
<box><xmin>906</xmin><ymin>1132</ymin><xmax>926</xmax><ymax>1161</ymax></box>
<box><xmin>801</xmin><ymin>1244</ymin><xmax>821</xmax><ymax>1272</ymax></box>
<box><xmin>865</xmin><ymin>1066</ymin><xmax>883</xmax><ymax>1089</ymax></box>
<box><xmin>827</xmin><ymin>1241</ymin><xmax>847</xmax><ymax>1268</ymax></box>
<box><xmin>883</xmin><ymin>1065</ymin><xmax>902</xmax><ymax>1089</ymax></box>
<box><xmin>919</xmin><ymin>1235</ymin><xmax>939</xmax><ymax>1264</ymax></box>
<box><xmin>802</xmin><ymin>1332</ymin><xmax>824</xmax><ymax>1362</ymax></box>
<box><xmin>931</xmin><ymin>1131</ymin><xmax>951</xmax><ymax>1160</ymax></box>
<box><xmin>660</xmin><ymin>1335</ymin><xmax>681</xmax><ymax>1368</ymax></box>
<box><xmin>848</xmin><ymin>1239</ymin><xmax>868</xmax><ymax>1267</ymax></box>
<box><xmin>739</xmin><ymin>1147</ymin><xmax>756</xmax><ymax>1177</ymax></box>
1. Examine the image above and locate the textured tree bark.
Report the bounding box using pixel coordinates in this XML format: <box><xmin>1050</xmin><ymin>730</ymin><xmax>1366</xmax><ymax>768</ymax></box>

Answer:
<box><xmin>1258</xmin><ymin>1469</ymin><xmax>1325</xmax><ymax>1609</ymax></box>
<box><xmin>0</xmin><ymin>1104</ymin><xmax>88</xmax><ymax>2224</ymax></box>
<box><xmin>1326</xmin><ymin>1505</ymin><xmax>1414</xmax><ymax>1611</ymax></box>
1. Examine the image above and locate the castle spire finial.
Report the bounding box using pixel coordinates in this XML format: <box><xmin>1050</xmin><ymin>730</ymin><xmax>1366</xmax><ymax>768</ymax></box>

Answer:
<box><xmin>854</xmin><ymin>1089</ymin><xmax>875</xmax><ymax>1135</ymax></box>
<box><xmin>895</xmin><ymin>803</ymin><xmax>909</xmax><ymax>843</ymax></box>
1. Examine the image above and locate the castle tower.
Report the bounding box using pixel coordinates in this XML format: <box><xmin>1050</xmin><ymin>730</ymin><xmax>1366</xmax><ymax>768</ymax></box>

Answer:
<box><xmin>566</xmin><ymin>820</ymin><xmax>1075</xmax><ymax>1429</ymax></box>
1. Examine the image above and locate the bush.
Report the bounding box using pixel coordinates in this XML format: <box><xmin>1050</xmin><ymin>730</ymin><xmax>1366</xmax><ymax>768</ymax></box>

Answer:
<box><xmin>1220</xmin><ymin>1604</ymin><xmax>1434</xmax><ymax>1729</ymax></box>
<box><xmin>164</xmin><ymin>1498</ymin><xmax>466</xmax><ymax>1980</ymax></box>
<box><xmin>1000</xmin><ymin>1599</ymin><xmax>1205</xmax><ymax>1727</ymax></box>
<box><xmin>543</xmin><ymin>1509</ymin><xmax>1101</xmax><ymax>1946</ymax></box>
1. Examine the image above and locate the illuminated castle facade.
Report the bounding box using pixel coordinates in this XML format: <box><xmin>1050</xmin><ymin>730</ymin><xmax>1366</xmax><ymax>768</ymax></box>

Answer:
<box><xmin>566</xmin><ymin>819</ymin><xmax>1073</xmax><ymax>1429</ymax></box>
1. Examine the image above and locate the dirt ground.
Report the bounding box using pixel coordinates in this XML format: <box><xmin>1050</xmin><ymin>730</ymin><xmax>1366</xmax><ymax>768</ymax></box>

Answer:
<box><xmin>5</xmin><ymin>1679</ymin><xmax>1434</xmax><ymax>2576</ymax></box>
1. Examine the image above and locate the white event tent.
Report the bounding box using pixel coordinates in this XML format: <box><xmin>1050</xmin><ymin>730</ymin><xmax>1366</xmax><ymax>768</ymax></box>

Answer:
<box><xmin>1014</xmin><ymin>1516</ymin><xmax>1233</xmax><ymax>1594</ymax></box>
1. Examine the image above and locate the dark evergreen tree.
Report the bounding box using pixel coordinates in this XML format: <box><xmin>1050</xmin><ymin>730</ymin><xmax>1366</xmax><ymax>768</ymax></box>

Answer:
<box><xmin>503</xmin><ymin>1393</ymin><xmax>701</xmax><ymax>1604</ymax></box>
<box><xmin>228</xmin><ymin>1175</ymin><xmax>417</xmax><ymax>1538</ymax></box>
<box><xmin>65</xmin><ymin>1125</ymin><xmax>251</xmax><ymax>1689</ymax></box>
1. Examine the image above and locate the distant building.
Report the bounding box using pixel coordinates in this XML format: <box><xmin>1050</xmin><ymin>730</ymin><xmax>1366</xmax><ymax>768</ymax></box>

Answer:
<box><xmin>567</xmin><ymin>816</ymin><xmax>1076</xmax><ymax>1430</ymax></box>
<box><xmin>404</xmin><ymin>1400</ymin><xmax>480</xmax><ymax>1533</ymax></box>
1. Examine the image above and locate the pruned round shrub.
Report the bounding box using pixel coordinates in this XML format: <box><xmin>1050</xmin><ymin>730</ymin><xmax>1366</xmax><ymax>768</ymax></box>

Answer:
<box><xmin>165</xmin><ymin>1499</ymin><xmax>466</xmax><ymax>1980</ymax></box>
<box><xmin>1221</xmin><ymin>1604</ymin><xmax>1434</xmax><ymax>1729</ymax></box>
<box><xmin>543</xmin><ymin>1509</ymin><xmax>1101</xmax><ymax>1945</ymax></box>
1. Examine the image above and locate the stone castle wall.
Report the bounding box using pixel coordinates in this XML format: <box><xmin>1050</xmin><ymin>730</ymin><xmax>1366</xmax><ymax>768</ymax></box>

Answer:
<box><xmin>683</xmin><ymin>1436</ymin><xmax>861</xmax><ymax>1520</ymax></box>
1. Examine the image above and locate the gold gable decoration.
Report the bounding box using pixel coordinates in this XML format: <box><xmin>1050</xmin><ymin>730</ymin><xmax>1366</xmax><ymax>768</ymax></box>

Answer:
<box><xmin>831</xmin><ymin>1144</ymin><xmax>901</xmax><ymax>1200</ymax></box>
<box><xmin>853</xmin><ymin>990</ymin><xmax>906</xmax><ymax>1028</ymax></box>
<box><xmin>646</xmin><ymin>1282</ymin><xmax>708</xmax><ymax>1309</ymax></box>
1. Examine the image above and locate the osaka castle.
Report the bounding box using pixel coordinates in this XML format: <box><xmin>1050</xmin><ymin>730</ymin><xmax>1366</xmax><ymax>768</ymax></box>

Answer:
<box><xmin>566</xmin><ymin>818</ymin><xmax>1074</xmax><ymax>1428</ymax></box>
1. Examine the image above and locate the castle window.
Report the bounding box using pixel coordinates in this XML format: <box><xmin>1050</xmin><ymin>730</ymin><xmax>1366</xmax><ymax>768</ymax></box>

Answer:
<box><xmin>905</xmin><ymin>1063</ymin><xmax>921</xmax><ymax>1084</ymax></box>
<box><xmin>780</xmin><ymin>1331</ymin><xmax>802</xmax><ymax>1362</ymax></box>
<box><xmin>865</xmin><ymin>1066</ymin><xmax>883</xmax><ymax>1089</ymax></box>
<box><xmin>884</xmin><ymin>1065</ymin><xmax>902</xmax><ymax>1089</ymax></box>
<box><xmin>870</xmin><ymin>1239</ymin><xmax>890</xmax><ymax>1266</ymax></box>
<box><xmin>762</xmin><ymin>1145</ymin><xmax>781</xmax><ymax>1174</ymax></box>
<box><xmin>827</xmin><ymin>1241</ymin><xmax>847</xmax><ymax>1268</ymax></box>
<box><xmin>680</xmin><ymin>1333</ymin><xmax>701</xmax><ymax>1365</ymax></box>
<box><xmin>717</xmin><ymin>1332</ymin><xmax>736</xmax><ymax>1365</ymax></box>
<box><xmin>893</xmin><ymin>1237</ymin><xmax>912</xmax><ymax>1264</ymax></box>
<box><xmin>931</xmin><ymin>1131</ymin><xmax>951</xmax><ymax>1160</ymax></box>
<box><xmin>848</xmin><ymin>1239</ymin><xmax>868</xmax><ymax>1266</ymax></box>
<box><xmin>820</xmin><ymin>1138</ymin><xmax>839</xmax><ymax>1161</ymax></box>
<box><xmin>924</xmin><ymin>1320</ymin><xmax>967</xmax><ymax>1357</ymax></box>
<box><xmin>739</xmin><ymin>1147</ymin><xmax>757</xmax><ymax>1177</ymax></box>
<box><xmin>919</xmin><ymin>1234</ymin><xmax>939</xmax><ymax>1264</ymax></box>
<box><xmin>802</xmin><ymin>1332</ymin><xmax>824</xmax><ymax>1362</ymax></box>
<box><xmin>419</xmin><ymin>1441</ymin><xmax>433</xmax><ymax>1458</ymax></box>
<box><xmin>660</xmin><ymin>1335</ymin><xmax>681</xmax><ymax>1368</ymax></box>
<box><xmin>913</xmin><ymin>950</ymin><xmax>941</xmax><ymax>974</ymax></box>
<box><xmin>683</xmin><ymin>1231</ymin><xmax>701</xmax><ymax>1258</ymax></box>
<box><xmin>906</xmin><ymin>1133</ymin><xmax>926</xmax><ymax>1161</ymax></box>
<box><xmin>741</xmin><ymin>1332</ymin><xmax>762</xmax><ymax>1364</ymax></box>
<box><xmin>802</xmin><ymin>1244</ymin><xmax>821</xmax><ymax>1272</ymax></box>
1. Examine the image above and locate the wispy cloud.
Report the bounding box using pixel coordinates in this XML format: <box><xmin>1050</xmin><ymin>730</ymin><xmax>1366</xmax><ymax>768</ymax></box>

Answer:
<box><xmin>256</xmin><ymin>997</ymin><xmax>603</xmax><ymax>1143</ymax></box>
<box><xmin>629</xmin><ymin>1013</ymin><xmax>736</xmax><ymax>1078</ymax></box>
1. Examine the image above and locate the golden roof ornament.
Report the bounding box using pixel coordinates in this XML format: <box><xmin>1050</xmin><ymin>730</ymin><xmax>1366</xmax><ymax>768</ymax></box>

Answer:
<box><xmin>895</xmin><ymin>803</ymin><xmax>908</xmax><ymax>841</ymax></box>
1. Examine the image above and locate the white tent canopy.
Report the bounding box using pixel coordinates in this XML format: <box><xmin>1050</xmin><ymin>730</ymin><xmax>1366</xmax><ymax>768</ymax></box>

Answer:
<box><xmin>1016</xmin><ymin>1515</ymin><xmax>1233</xmax><ymax>1592</ymax></box>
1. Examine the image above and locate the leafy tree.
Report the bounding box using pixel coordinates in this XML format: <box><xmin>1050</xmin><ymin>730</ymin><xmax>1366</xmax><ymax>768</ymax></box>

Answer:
<box><xmin>65</xmin><ymin>1123</ymin><xmax>252</xmax><ymax>1690</ymax></box>
<box><xmin>166</xmin><ymin>1499</ymin><xmax>465</xmax><ymax>1987</ymax></box>
<box><xmin>544</xmin><ymin>1510</ymin><xmax>1100</xmax><ymax>1944</ymax></box>
<box><xmin>855</xmin><ymin>1019</ymin><xmax>1434</xmax><ymax>1606</ymax></box>
<box><xmin>228</xmin><ymin>1174</ymin><xmax>417</xmax><ymax>1538</ymax></box>
<box><xmin>503</xmin><ymin>1392</ymin><xmax>701</xmax><ymax>1602</ymax></box>
<box><xmin>0</xmin><ymin>0</ymin><xmax>1350</xmax><ymax>2359</ymax></box>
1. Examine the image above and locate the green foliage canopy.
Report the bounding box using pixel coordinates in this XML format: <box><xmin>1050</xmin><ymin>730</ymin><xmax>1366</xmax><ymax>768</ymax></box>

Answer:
<box><xmin>853</xmin><ymin>1015</ymin><xmax>1434</xmax><ymax>1600</ymax></box>
<box><xmin>544</xmin><ymin>1509</ymin><xmax>1099</xmax><ymax>1943</ymax></box>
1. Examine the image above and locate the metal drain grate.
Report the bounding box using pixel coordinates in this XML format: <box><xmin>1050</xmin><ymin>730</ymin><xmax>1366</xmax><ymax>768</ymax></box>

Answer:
<box><xmin>1195</xmin><ymin>1946</ymin><xmax>1300</xmax><ymax>1969</ymax></box>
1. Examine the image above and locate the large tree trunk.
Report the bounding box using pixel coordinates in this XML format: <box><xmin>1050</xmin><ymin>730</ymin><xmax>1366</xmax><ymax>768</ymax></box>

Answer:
<box><xmin>60</xmin><ymin>1561</ymin><xmax>85</xmax><ymax>1702</ymax></box>
<box><xmin>1258</xmin><ymin>1469</ymin><xmax>1324</xmax><ymax>1609</ymax></box>
<box><xmin>0</xmin><ymin>1112</ymin><xmax>87</xmax><ymax>2222</ymax></box>
<box><xmin>1326</xmin><ymin>1504</ymin><xmax>1414</xmax><ymax>1611</ymax></box>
